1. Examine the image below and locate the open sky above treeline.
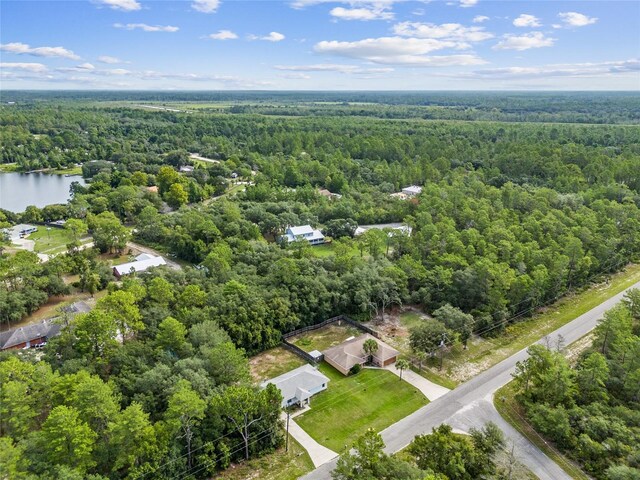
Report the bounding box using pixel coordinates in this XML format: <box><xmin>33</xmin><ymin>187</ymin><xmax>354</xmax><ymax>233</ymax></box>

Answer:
<box><xmin>1</xmin><ymin>0</ymin><xmax>639</xmax><ymax>90</ymax></box>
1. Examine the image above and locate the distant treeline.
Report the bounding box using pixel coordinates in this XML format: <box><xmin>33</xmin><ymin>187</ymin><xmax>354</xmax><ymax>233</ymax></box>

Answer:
<box><xmin>2</xmin><ymin>90</ymin><xmax>640</xmax><ymax>124</ymax></box>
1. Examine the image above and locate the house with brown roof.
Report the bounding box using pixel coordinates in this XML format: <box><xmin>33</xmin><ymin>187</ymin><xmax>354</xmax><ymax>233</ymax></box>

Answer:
<box><xmin>322</xmin><ymin>334</ymin><xmax>399</xmax><ymax>375</ymax></box>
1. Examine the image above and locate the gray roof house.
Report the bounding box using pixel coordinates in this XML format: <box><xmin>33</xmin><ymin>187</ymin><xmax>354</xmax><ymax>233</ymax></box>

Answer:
<box><xmin>0</xmin><ymin>319</ymin><xmax>62</xmax><ymax>351</ymax></box>
<box><xmin>261</xmin><ymin>364</ymin><xmax>330</xmax><ymax>408</ymax></box>
<box><xmin>282</xmin><ymin>225</ymin><xmax>325</xmax><ymax>245</ymax></box>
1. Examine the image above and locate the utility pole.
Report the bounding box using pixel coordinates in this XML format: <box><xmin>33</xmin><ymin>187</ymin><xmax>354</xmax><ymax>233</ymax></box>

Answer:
<box><xmin>285</xmin><ymin>410</ymin><xmax>290</xmax><ymax>453</ymax></box>
<box><xmin>439</xmin><ymin>333</ymin><xmax>446</xmax><ymax>371</ymax></box>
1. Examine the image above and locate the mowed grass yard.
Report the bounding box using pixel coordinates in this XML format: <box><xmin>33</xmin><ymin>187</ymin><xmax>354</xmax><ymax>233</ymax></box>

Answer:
<box><xmin>28</xmin><ymin>228</ymin><xmax>91</xmax><ymax>254</ymax></box>
<box><xmin>295</xmin><ymin>363</ymin><xmax>428</xmax><ymax>452</ymax></box>
<box><xmin>250</xmin><ymin>346</ymin><xmax>306</xmax><ymax>382</ymax></box>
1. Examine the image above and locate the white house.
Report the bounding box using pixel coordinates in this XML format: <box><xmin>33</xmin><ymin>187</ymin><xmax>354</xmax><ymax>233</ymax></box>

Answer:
<box><xmin>282</xmin><ymin>225</ymin><xmax>325</xmax><ymax>245</ymax></box>
<box><xmin>113</xmin><ymin>253</ymin><xmax>166</xmax><ymax>278</ymax></box>
<box><xmin>261</xmin><ymin>364</ymin><xmax>330</xmax><ymax>408</ymax></box>
<box><xmin>402</xmin><ymin>185</ymin><xmax>423</xmax><ymax>196</ymax></box>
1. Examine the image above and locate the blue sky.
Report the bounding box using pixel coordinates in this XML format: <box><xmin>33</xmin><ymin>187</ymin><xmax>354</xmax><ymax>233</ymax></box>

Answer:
<box><xmin>1</xmin><ymin>0</ymin><xmax>639</xmax><ymax>90</ymax></box>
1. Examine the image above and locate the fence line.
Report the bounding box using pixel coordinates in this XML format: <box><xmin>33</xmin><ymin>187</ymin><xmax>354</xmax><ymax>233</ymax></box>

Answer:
<box><xmin>281</xmin><ymin>314</ymin><xmax>380</xmax><ymax>363</ymax></box>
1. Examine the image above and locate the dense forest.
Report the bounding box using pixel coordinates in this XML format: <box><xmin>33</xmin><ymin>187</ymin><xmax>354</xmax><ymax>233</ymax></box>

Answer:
<box><xmin>1</xmin><ymin>93</ymin><xmax>640</xmax><ymax>478</ymax></box>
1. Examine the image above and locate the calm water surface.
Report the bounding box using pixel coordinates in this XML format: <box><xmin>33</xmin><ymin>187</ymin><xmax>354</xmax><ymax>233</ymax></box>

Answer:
<box><xmin>0</xmin><ymin>172</ymin><xmax>86</xmax><ymax>212</ymax></box>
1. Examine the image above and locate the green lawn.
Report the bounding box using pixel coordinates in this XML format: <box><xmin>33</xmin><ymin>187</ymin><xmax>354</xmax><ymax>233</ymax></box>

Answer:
<box><xmin>296</xmin><ymin>363</ymin><xmax>428</xmax><ymax>452</ymax></box>
<box><xmin>290</xmin><ymin>324</ymin><xmax>361</xmax><ymax>353</ymax></box>
<box><xmin>52</xmin><ymin>166</ymin><xmax>83</xmax><ymax>175</ymax></box>
<box><xmin>495</xmin><ymin>382</ymin><xmax>590</xmax><ymax>480</ymax></box>
<box><xmin>250</xmin><ymin>346</ymin><xmax>306</xmax><ymax>382</ymax></box>
<box><xmin>0</xmin><ymin>163</ymin><xmax>18</xmax><ymax>172</ymax></box>
<box><xmin>216</xmin><ymin>436</ymin><xmax>313</xmax><ymax>480</ymax></box>
<box><xmin>27</xmin><ymin>228</ymin><xmax>83</xmax><ymax>254</ymax></box>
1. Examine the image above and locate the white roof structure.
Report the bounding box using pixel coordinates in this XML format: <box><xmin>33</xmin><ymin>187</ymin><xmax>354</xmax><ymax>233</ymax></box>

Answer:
<box><xmin>113</xmin><ymin>255</ymin><xmax>166</xmax><ymax>277</ymax></box>
<box><xmin>288</xmin><ymin>225</ymin><xmax>314</xmax><ymax>236</ymax></box>
<box><xmin>261</xmin><ymin>364</ymin><xmax>330</xmax><ymax>407</ymax></box>
<box><xmin>354</xmin><ymin>223</ymin><xmax>412</xmax><ymax>237</ymax></box>
<box><xmin>283</xmin><ymin>225</ymin><xmax>325</xmax><ymax>244</ymax></box>
<box><xmin>402</xmin><ymin>185</ymin><xmax>423</xmax><ymax>196</ymax></box>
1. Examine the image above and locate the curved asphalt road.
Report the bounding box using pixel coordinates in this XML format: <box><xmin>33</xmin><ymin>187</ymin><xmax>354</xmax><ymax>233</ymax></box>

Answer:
<box><xmin>301</xmin><ymin>279</ymin><xmax>640</xmax><ymax>480</ymax></box>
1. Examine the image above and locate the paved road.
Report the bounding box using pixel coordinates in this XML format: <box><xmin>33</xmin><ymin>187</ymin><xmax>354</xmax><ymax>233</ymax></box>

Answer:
<box><xmin>301</xmin><ymin>279</ymin><xmax>640</xmax><ymax>480</ymax></box>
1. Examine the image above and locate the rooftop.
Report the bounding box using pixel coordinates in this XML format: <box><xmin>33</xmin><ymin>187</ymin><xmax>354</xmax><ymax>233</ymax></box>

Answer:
<box><xmin>261</xmin><ymin>364</ymin><xmax>330</xmax><ymax>401</ymax></box>
<box><xmin>0</xmin><ymin>318</ymin><xmax>62</xmax><ymax>350</ymax></box>
<box><xmin>323</xmin><ymin>334</ymin><xmax>399</xmax><ymax>373</ymax></box>
<box><xmin>113</xmin><ymin>255</ymin><xmax>166</xmax><ymax>276</ymax></box>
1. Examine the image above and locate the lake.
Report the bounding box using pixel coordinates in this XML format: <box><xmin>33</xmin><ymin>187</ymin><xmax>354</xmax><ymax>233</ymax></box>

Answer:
<box><xmin>0</xmin><ymin>172</ymin><xmax>86</xmax><ymax>213</ymax></box>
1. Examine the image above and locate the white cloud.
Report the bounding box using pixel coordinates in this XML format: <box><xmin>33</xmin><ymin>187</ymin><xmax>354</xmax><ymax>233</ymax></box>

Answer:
<box><xmin>469</xmin><ymin>59</ymin><xmax>640</xmax><ymax>79</ymax></box>
<box><xmin>330</xmin><ymin>6</ymin><xmax>394</xmax><ymax>21</ymax></box>
<box><xmin>314</xmin><ymin>36</ymin><xmax>486</xmax><ymax>65</ymax></box>
<box><xmin>78</xmin><ymin>63</ymin><xmax>95</xmax><ymax>70</ymax></box>
<box><xmin>207</xmin><ymin>30</ymin><xmax>238</xmax><ymax>40</ymax></box>
<box><xmin>278</xmin><ymin>72</ymin><xmax>312</xmax><ymax>79</ymax></box>
<box><xmin>472</xmin><ymin>15</ymin><xmax>489</xmax><ymax>23</ymax></box>
<box><xmin>393</xmin><ymin>22</ymin><xmax>493</xmax><ymax>42</ymax></box>
<box><xmin>98</xmin><ymin>55</ymin><xmax>126</xmax><ymax>64</ymax></box>
<box><xmin>114</xmin><ymin>23</ymin><xmax>179</xmax><ymax>32</ymax></box>
<box><xmin>459</xmin><ymin>0</ymin><xmax>478</xmax><ymax>8</ymax></box>
<box><xmin>248</xmin><ymin>32</ymin><xmax>285</xmax><ymax>42</ymax></box>
<box><xmin>493</xmin><ymin>32</ymin><xmax>555</xmax><ymax>51</ymax></box>
<box><xmin>558</xmin><ymin>12</ymin><xmax>597</xmax><ymax>27</ymax></box>
<box><xmin>192</xmin><ymin>0</ymin><xmax>220</xmax><ymax>13</ymax></box>
<box><xmin>0</xmin><ymin>62</ymin><xmax>48</xmax><ymax>73</ymax></box>
<box><xmin>513</xmin><ymin>14</ymin><xmax>541</xmax><ymax>28</ymax></box>
<box><xmin>275</xmin><ymin>63</ymin><xmax>394</xmax><ymax>74</ymax></box>
<box><xmin>0</xmin><ymin>42</ymin><xmax>80</xmax><ymax>60</ymax></box>
<box><xmin>93</xmin><ymin>0</ymin><xmax>141</xmax><ymax>11</ymax></box>
<box><xmin>291</xmin><ymin>0</ymin><xmax>401</xmax><ymax>8</ymax></box>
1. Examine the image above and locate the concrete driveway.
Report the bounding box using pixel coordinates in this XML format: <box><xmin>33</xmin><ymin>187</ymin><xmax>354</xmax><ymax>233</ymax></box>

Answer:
<box><xmin>385</xmin><ymin>364</ymin><xmax>450</xmax><ymax>401</ymax></box>
<box><xmin>283</xmin><ymin>412</ymin><xmax>337</xmax><ymax>468</ymax></box>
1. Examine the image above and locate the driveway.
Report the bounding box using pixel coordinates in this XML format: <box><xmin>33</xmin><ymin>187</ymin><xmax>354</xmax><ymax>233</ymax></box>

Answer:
<box><xmin>283</xmin><ymin>412</ymin><xmax>337</xmax><ymax>468</ymax></box>
<box><xmin>301</xmin><ymin>279</ymin><xmax>640</xmax><ymax>480</ymax></box>
<box><xmin>385</xmin><ymin>364</ymin><xmax>450</xmax><ymax>401</ymax></box>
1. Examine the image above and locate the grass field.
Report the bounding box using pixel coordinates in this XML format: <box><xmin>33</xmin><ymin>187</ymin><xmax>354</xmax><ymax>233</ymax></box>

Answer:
<box><xmin>250</xmin><ymin>346</ymin><xmax>306</xmax><ymax>382</ymax></box>
<box><xmin>290</xmin><ymin>324</ymin><xmax>361</xmax><ymax>353</ymax></box>
<box><xmin>0</xmin><ymin>163</ymin><xmax>18</xmax><ymax>172</ymax></box>
<box><xmin>216</xmin><ymin>437</ymin><xmax>313</xmax><ymax>480</ymax></box>
<box><xmin>28</xmin><ymin>228</ymin><xmax>74</xmax><ymax>254</ymax></box>
<box><xmin>296</xmin><ymin>363</ymin><xmax>428</xmax><ymax>452</ymax></box>
<box><xmin>52</xmin><ymin>166</ymin><xmax>83</xmax><ymax>175</ymax></box>
<box><xmin>495</xmin><ymin>382</ymin><xmax>590</xmax><ymax>480</ymax></box>
<box><xmin>425</xmin><ymin>263</ymin><xmax>640</xmax><ymax>383</ymax></box>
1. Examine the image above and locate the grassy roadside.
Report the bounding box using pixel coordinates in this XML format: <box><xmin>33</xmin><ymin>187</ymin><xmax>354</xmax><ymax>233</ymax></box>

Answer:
<box><xmin>428</xmin><ymin>263</ymin><xmax>640</xmax><ymax>384</ymax></box>
<box><xmin>494</xmin><ymin>382</ymin><xmax>590</xmax><ymax>480</ymax></box>
<box><xmin>216</xmin><ymin>436</ymin><xmax>313</xmax><ymax>480</ymax></box>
